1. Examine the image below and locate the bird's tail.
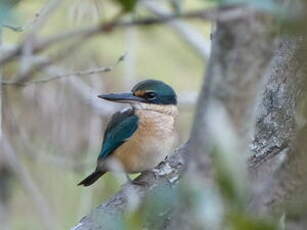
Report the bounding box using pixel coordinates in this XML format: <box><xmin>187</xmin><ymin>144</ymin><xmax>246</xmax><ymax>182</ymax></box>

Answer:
<box><xmin>78</xmin><ymin>170</ymin><xmax>105</xmax><ymax>186</ymax></box>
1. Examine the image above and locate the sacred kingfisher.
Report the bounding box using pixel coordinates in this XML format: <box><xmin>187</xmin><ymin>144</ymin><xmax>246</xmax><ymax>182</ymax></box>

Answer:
<box><xmin>78</xmin><ymin>79</ymin><xmax>178</xmax><ymax>186</ymax></box>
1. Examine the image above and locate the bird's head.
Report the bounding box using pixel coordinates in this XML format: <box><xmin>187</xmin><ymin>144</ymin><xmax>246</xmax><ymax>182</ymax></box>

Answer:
<box><xmin>98</xmin><ymin>79</ymin><xmax>177</xmax><ymax>114</ymax></box>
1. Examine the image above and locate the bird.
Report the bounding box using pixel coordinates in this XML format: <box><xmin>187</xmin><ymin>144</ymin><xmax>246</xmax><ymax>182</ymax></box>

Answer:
<box><xmin>78</xmin><ymin>79</ymin><xmax>178</xmax><ymax>186</ymax></box>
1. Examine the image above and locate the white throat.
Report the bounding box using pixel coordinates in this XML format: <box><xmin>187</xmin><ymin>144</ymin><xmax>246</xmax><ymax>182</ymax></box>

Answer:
<box><xmin>131</xmin><ymin>103</ymin><xmax>178</xmax><ymax>117</ymax></box>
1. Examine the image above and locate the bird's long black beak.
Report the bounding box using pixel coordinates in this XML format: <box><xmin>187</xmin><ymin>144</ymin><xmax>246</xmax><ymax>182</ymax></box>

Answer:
<box><xmin>97</xmin><ymin>92</ymin><xmax>145</xmax><ymax>103</ymax></box>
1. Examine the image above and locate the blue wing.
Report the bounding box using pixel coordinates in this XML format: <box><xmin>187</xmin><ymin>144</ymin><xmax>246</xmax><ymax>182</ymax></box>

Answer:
<box><xmin>98</xmin><ymin>109</ymin><xmax>139</xmax><ymax>159</ymax></box>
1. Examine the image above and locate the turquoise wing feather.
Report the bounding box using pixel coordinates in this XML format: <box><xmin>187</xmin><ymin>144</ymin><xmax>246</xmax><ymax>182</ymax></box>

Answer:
<box><xmin>98</xmin><ymin>109</ymin><xmax>138</xmax><ymax>159</ymax></box>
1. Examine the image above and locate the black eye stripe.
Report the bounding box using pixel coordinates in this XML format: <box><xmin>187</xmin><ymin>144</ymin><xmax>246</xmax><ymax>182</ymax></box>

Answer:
<box><xmin>145</xmin><ymin>92</ymin><xmax>156</xmax><ymax>99</ymax></box>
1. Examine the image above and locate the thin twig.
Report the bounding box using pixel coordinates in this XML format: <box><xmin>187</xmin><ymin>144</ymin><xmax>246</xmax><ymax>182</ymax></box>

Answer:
<box><xmin>141</xmin><ymin>0</ymin><xmax>211</xmax><ymax>59</ymax></box>
<box><xmin>0</xmin><ymin>6</ymin><xmax>248</xmax><ymax>66</ymax></box>
<box><xmin>2</xmin><ymin>23</ymin><xmax>23</xmax><ymax>32</ymax></box>
<box><xmin>1</xmin><ymin>0</ymin><xmax>60</xmax><ymax>33</ymax></box>
<box><xmin>33</xmin><ymin>66</ymin><xmax>112</xmax><ymax>84</ymax></box>
<box><xmin>32</xmin><ymin>53</ymin><xmax>125</xmax><ymax>84</ymax></box>
<box><xmin>43</xmin><ymin>64</ymin><xmax>117</xmax><ymax>115</ymax></box>
<box><xmin>3</xmin><ymin>38</ymin><xmax>88</xmax><ymax>85</ymax></box>
<box><xmin>27</xmin><ymin>0</ymin><xmax>62</xmax><ymax>32</ymax></box>
<box><xmin>1</xmin><ymin>54</ymin><xmax>125</xmax><ymax>86</ymax></box>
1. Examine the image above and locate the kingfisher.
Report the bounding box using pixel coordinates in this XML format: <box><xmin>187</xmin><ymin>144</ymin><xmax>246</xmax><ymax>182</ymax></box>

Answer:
<box><xmin>78</xmin><ymin>79</ymin><xmax>178</xmax><ymax>186</ymax></box>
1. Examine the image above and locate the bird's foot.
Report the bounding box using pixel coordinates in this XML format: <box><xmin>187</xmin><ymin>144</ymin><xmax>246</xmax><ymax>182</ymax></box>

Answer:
<box><xmin>158</xmin><ymin>160</ymin><xmax>167</xmax><ymax>168</ymax></box>
<box><xmin>126</xmin><ymin>174</ymin><xmax>148</xmax><ymax>186</ymax></box>
<box><xmin>131</xmin><ymin>179</ymin><xmax>149</xmax><ymax>186</ymax></box>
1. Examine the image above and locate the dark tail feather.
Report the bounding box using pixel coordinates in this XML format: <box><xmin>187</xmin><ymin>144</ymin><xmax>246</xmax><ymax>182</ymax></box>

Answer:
<box><xmin>78</xmin><ymin>171</ymin><xmax>105</xmax><ymax>186</ymax></box>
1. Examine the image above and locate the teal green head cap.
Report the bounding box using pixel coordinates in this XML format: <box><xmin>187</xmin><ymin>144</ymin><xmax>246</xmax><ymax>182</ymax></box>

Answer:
<box><xmin>98</xmin><ymin>79</ymin><xmax>177</xmax><ymax>105</ymax></box>
<box><xmin>132</xmin><ymin>79</ymin><xmax>177</xmax><ymax>105</ymax></box>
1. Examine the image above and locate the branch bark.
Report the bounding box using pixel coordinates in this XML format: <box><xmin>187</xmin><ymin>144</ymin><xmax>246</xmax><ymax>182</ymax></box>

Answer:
<box><xmin>187</xmin><ymin>9</ymin><xmax>277</xmax><ymax>179</ymax></box>
<box><xmin>248</xmin><ymin>36</ymin><xmax>307</xmax><ymax>225</ymax></box>
<box><xmin>72</xmin><ymin>147</ymin><xmax>186</xmax><ymax>230</ymax></box>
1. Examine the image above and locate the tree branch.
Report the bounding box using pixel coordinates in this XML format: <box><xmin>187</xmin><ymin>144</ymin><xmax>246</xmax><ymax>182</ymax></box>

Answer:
<box><xmin>141</xmin><ymin>0</ymin><xmax>211</xmax><ymax>60</ymax></box>
<box><xmin>0</xmin><ymin>5</ymin><xmax>248</xmax><ymax>67</ymax></box>
<box><xmin>1</xmin><ymin>54</ymin><xmax>125</xmax><ymax>86</ymax></box>
<box><xmin>71</xmin><ymin>146</ymin><xmax>186</xmax><ymax>230</ymax></box>
<box><xmin>1</xmin><ymin>134</ymin><xmax>59</xmax><ymax>230</ymax></box>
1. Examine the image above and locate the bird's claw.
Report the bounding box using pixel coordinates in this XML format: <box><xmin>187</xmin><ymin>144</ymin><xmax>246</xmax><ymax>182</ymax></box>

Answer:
<box><xmin>126</xmin><ymin>174</ymin><xmax>148</xmax><ymax>186</ymax></box>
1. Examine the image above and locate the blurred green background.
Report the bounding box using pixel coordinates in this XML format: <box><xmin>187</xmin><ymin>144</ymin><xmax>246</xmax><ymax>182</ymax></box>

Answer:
<box><xmin>1</xmin><ymin>0</ymin><xmax>210</xmax><ymax>229</ymax></box>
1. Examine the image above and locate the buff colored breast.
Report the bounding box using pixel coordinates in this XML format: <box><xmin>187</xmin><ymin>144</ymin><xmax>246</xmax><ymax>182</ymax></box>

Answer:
<box><xmin>105</xmin><ymin>109</ymin><xmax>177</xmax><ymax>173</ymax></box>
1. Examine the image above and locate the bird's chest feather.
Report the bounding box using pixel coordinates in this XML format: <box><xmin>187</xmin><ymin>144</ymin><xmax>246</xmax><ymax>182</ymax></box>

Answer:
<box><xmin>110</xmin><ymin>110</ymin><xmax>177</xmax><ymax>173</ymax></box>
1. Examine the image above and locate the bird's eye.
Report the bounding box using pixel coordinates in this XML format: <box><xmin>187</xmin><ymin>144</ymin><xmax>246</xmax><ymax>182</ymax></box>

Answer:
<box><xmin>145</xmin><ymin>92</ymin><xmax>156</xmax><ymax>100</ymax></box>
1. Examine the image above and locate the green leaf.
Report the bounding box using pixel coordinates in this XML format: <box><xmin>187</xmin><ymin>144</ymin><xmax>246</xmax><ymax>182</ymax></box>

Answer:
<box><xmin>114</xmin><ymin>0</ymin><xmax>138</xmax><ymax>12</ymax></box>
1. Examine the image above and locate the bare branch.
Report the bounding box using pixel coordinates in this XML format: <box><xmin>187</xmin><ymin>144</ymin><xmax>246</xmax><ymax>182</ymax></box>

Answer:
<box><xmin>42</xmin><ymin>65</ymin><xmax>117</xmax><ymax>115</ymax></box>
<box><xmin>33</xmin><ymin>66</ymin><xmax>112</xmax><ymax>84</ymax></box>
<box><xmin>72</xmin><ymin>146</ymin><xmax>186</xmax><ymax>230</ymax></box>
<box><xmin>2</xmin><ymin>24</ymin><xmax>23</xmax><ymax>32</ymax></box>
<box><xmin>15</xmin><ymin>38</ymin><xmax>87</xmax><ymax>85</ymax></box>
<box><xmin>1</xmin><ymin>134</ymin><xmax>59</xmax><ymax>230</ymax></box>
<box><xmin>141</xmin><ymin>0</ymin><xmax>211</xmax><ymax>59</ymax></box>
<box><xmin>26</xmin><ymin>0</ymin><xmax>62</xmax><ymax>32</ymax></box>
<box><xmin>2</xmin><ymin>0</ymin><xmax>62</xmax><ymax>33</ymax></box>
<box><xmin>1</xmin><ymin>54</ymin><xmax>126</xmax><ymax>86</ymax></box>
<box><xmin>0</xmin><ymin>5</ymin><xmax>248</xmax><ymax>66</ymax></box>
